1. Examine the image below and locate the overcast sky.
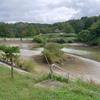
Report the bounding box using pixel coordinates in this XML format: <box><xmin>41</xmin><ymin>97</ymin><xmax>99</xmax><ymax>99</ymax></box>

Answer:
<box><xmin>0</xmin><ymin>0</ymin><xmax>100</xmax><ymax>24</ymax></box>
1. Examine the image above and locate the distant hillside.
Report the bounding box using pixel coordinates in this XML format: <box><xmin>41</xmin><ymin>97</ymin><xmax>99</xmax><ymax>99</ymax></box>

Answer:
<box><xmin>0</xmin><ymin>15</ymin><xmax>100</xmax><ymax>45</ymax></box>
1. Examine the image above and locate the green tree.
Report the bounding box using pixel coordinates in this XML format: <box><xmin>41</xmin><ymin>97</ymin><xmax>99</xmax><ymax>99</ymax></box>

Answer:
<box><xmin>64</xmin><ymin>23</ymin><xmax>75</xmax><ymax>33</ymax></box>
<box><xmin>78</xmin><ymin>30</ymin><xmax>90</xmax><ymax>42</ymax></box>
<box><xmin>33</xmin><ymin>35</ymin><xmax>43</xmax><ymax>43</ymax></box>
<box><xmin>88</xmin><ymin>21</ymin><xmax>100</xmax><ymax>45</ymax></box>
<box><xmin>0</xmin><ymin>25</ymin><xmax>2</xmax><ymax>36</ymax></box>
<box><xmin>34</xmin><ymin>26</ymin><xmax>40</xmax><ymax>34</ymax></box>
<box><xmin>57</xmin><ymin>22</ymin><xmax>65</xmax><ymax>30</ymax></box>
<box><xmin>40</xmin><ymin>28</ymin><xmax>47</xmax><ymax>34</ymax></box>
<box><xmin>70</xmin><ymin>20</ymin><xmax>83</xmax><ymax>33</ymax></box>
<box><xmin>27</xmin><ymin>25</ymin><xmax>35</xmax><ymax>36</ymax></box>
<box><xmin>0</xmin><ymin>23</ymin><xmax>13</xmax><ymax>37</ymax></box>
<box><xmin>0</xmin><ymin>45</ymin><xmax>20</xmax><ymax>62</ymax></box>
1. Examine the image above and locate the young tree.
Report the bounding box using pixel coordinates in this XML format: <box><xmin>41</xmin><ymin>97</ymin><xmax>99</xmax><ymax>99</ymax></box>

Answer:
<box><xmin>0</xmin><ymin>45</ymin><xmax>20</xmax><ymax>62</ymax></box>
<box><xmin>40</xmin><ymin>28</ymin><xmax>47</xmax><ymax>34</ymax></box>
<box><xmin>88</xmin><ymin>21</ymin><xmax>100</xmax><ymax>45</ymax></box>
<box><xmin>0</xmin><ymin>25</ymin><xmax>2</xmax><ymax>35</ymax></box>
<box><xmin>64</xmin><ymin>23</ymin><xmax>75</xmax><ymax>33</ymax></box>
<box><xmin>78</xmin><ymin>30</ymin><xmax>90</xmax><ymax>42</ymax></box>
<box><xmin>27</xmin><ymin>25</ymin><xmax>35</xmax><ymax>36</ymax></box>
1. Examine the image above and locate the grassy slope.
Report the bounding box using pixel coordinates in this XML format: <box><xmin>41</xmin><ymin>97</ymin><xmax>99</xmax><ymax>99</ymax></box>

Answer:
<box><xmin>0</xmin><ymin>65</ymin><xmax>100</xmax><ymax>100</ymax></box>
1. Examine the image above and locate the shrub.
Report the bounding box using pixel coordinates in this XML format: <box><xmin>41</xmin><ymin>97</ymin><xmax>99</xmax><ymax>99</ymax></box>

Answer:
<box><xmin>36</xmin><ymin>73</ymin><xmax>68</xmax><ymax>83</ymax></box>
<box><xmin>57</xmin><ymin>38</ymin><xmax>66</xmax><ymax>43</ymax></box>
<box><xmin>23</xmin><ymin>60</ymin><xmax>36</xmax><ymax>72</ymax></box>
<box><xmin>20</xmin><ymin>38</ymin><xmax>22</xmax><ymax>41</ymax></box>
<box><xmin>98</xmin><ymin>39</ymin><xmax>100</xmax><ymax>46</ymax></box>
<box><xmin>47</xmin><ymin>38</ymin><xmax>66</xmax><ymax>43</ymax></box>
<box><xmin>4</xmin><ymin>38</ymin><xmax>6</xmax><ymax>41</ymax></box>
<box><xmin>67</xmin><ymin>39</ymin><xmax>74</xmax><ymax>43</ymax></box>
<box><xmin>60</xmin><ymin>33</ymin><xmax>77</xmax><ymax>37</ymax></box>
<box><xmin>33</xmin><ymin>35</ymin><xmax>43</xmax><ymax>43</ymax></box>
<box><xmin>42</xmin><ymin>43</ymin><xmax>64</xmax><ymax>63</ymax></box>
<box><xmin>40</xmin><ymin>40</ymin><xmax>47</xmax><ymax>47</ymax></box>
<box><xmin>17</xmin><ymin>60</ymin><xmax>36</xmax><ymax>73</ymax></box>
<box><xmin>49</xmin><ymin>34</ymin><xmax>53</xmax><ymax>38</ymax></box>
<box><xmin>46</xmin><ymin>38</ymin><xmax>76</xmax><ymax>43</ymax></box>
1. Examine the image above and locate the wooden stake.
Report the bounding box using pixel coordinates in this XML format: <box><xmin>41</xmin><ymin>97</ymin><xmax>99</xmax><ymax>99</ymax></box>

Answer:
<box><xmin>10</xmin><ymin>49</ymin><xmax>13</xmax><ymax>78</ymax></box>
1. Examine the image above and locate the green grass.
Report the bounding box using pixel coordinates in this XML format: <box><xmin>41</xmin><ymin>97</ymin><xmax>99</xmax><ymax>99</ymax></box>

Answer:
<box><xmin>41</xmin><ymin>33</ymin><xmax>61</xmax><ymax>38</ymax></box>
<box><xmin>0</xmin><ymin>65</ymin><xmax>100</xmax><ymax>100</ymax></box>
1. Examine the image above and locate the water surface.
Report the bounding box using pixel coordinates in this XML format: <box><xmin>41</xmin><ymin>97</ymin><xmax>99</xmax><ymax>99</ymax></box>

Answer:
<box><xmin>1</xmin><ymin>42</ymin><xmax>100</xmax><ymax>83</ymax></box>
<box><xmin>62</xmin><ymin>44</ymin><xmax>100</xmax><ymax>62</ymax></box>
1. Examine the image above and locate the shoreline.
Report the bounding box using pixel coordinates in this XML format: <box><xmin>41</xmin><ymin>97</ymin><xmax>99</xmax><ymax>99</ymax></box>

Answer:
<box><xmin>31</xmin><ymin>53</ymin><xmax>100</xmax><ymax>84</ymax></box>
<box><xmin>0</xmin><ymin>42</ymin><xmax>100</xmax><ymax>84</ymax></box>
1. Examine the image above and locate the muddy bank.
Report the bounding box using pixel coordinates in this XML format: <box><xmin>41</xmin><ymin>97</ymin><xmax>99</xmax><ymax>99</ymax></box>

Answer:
<box><xmin>0</xmin><ymin>42</ymin><xmax>100</xmax><ymax>83</ymax></box>
<box><xmin>30</xmin><ymin>54</ymin><xmax>100</xmax><ymax>84</ymax></box>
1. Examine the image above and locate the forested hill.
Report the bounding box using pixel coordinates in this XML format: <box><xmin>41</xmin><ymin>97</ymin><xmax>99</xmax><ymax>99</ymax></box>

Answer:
<box><xmin>0</xmin><ymin>15</ymin><xmax>100</xmax><ymax>45</ymax></box>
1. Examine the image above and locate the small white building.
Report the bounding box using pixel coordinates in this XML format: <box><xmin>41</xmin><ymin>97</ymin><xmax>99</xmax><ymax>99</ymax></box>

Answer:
<box><xmin>55</xmin><ymin>29</ymin><xmax>60</xmax><ymax>33</ymax></box>
<box><xmin>39</xmin><ymin>33</ymin><xmax>42</xmax><ymax>35</ymax></box>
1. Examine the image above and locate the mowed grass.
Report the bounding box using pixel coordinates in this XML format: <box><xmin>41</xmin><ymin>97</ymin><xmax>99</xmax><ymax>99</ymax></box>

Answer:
<box><xmin>0</xmin><ymin>65</ymin><xmax>100</xmax><ymax>100</ymax></box>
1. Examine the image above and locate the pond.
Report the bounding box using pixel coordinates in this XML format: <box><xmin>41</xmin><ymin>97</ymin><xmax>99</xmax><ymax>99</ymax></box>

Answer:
<box><xmin>62</xmin><ymin>43</ymin><xmax>100</xmax><ymax>62</ymax></box>
<box><xmin>1</xmin><ymin>42</ymin><xmax>100</xmax><ymax>83</ymax></box>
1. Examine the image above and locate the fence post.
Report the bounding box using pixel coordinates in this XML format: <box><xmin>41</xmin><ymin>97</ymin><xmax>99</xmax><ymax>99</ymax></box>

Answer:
<box><xmin>10</xmin><ymin>49</ymin><xmax>14</xmax><ymax>78</ymax></box>
<box><xmin>68</xmin><ymin>73</ymin><xmax>69</xmax><ymax>84</ymax></box>
<box><xmin>44</xmin><ymin>53</ymin><xmax>53</xmax><ymax>79</ymax></box>
<box><xmin>51</xmin><ymin>65</ymin><xmax>53</xmax><ymax>79</ymax></box>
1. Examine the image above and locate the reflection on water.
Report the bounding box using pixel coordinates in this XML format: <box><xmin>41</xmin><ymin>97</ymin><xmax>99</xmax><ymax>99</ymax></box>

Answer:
<box><xmin>62</xmin><ymin>43</ymin><xmax>88</xmax><ymax>46</ymax></box>
<box><xmin>20</xmin><ymin>48</ymin><xmax>44</xmax><ymax>56</ymax></box>
<box><xmin>6</xmin><ymin>44</ymin><xmax>34</xmax><ymax>49</ymax></box>
<box><xmin>1</xmin><ymin>43</ymin><xmax>100</xmax><ymax>83</ymax></box>
<box><xmin>20</xmin><ymin>49</ymin><xmax>41</xmax><ymax>56</ymax></box>
<box><xmin>5</xmin><ymin>43</ymin><xmax>44</xmax><ymax>56</ymax></box>
<box><xmin>62</xmin><ymin>48</ymin><xmax>92</xmax><ymax>55</ymax></box>
<box><xmin>5</xmin><ymin>43</ymin><xmax>100</xmax><ymax>62</ymax></box>
<box><xmin>62</xmin><ymin>44</ymin><xmax>100</xmax><ymax>62</ymax></box>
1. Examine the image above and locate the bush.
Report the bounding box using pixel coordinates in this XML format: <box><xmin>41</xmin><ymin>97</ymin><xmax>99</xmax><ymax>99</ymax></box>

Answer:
<box><xmin>46</xmin><ymin>37</ymin><xmax>77</xmax><ymax>43</ymax></box>
<box><xmin>98</xmin><ymin>39</ymin><xmax>100</xmax><ymax>46</ymax></box>
<box><xmin>23</xmin><ymin>60</ymin><xmax>36</xmax><ymax>72</ymax></box>
<box><xmin>67</xmin><ymin>39</ymin><xmax>74</xmax><ymax>43</ymax></box>
<box><xmin>17</xmin><ymin>60</ymin><xmax>36</xmax><ymax>73</ymax></box>
<box><xmin>47</xmin><ymin>38</ymin><xmax>66</xmax><ymax>43</ymax></box>
<box><xmin>40</xmin><ymin>39</ymin><xmax>47</xmax><ymax>47</ymax></box>
<box><xmin>33</xmin><ymin>35</ymin><xmax>43</xmax><ymax>43</ymax></box>
<box><xmin>49</xmin><ymin>34</ymin><xmax>53</xmax><ymax>38</ymax></box>
<box><xmin>60</xmin><ymin>33</ymin><xmax>77</xmax><ymax>37</ymax></box>
<box><xmin>42</xmin><ymin>43</ymin><xmax>64</xmax><ymax>63</ymax></box>
<box><xmin>57</xmin><ymin>38</ymin><xmax>66</xmax><ymax>43</ymax></box>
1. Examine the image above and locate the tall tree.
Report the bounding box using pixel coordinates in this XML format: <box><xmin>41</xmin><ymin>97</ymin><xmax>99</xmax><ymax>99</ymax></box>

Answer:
<box><xmin>64</xmin><ymin>23</ymin><xmax>75</xmax><ymax>33</ymax></box>
<box><xmin>40</xmin><ymin>28</ymin><xmax>47</xmax><ymax>34</ymax></box>
<box><xmin>88</xmin><ymin>21</ymin><xmax>100</xmax><ymax>45</ymax></box>
<box><xmin>78</xmin><ymin>30</ymin><xmax>90</xmax><ymax>42</ymax></box>
<box><xmin>34</xmin><ymin>25</ymin><xmax>40</xmax><ymax>35</ymax></box>
<box><xmin>0</xmin><ymin>25</ymin><xmax>2</xmax><ymax>36</ymax></box>
<box><xmin>27</xmin><ymin>25</ymin><xmax>35</xmax><ymax>36</ymax></box>
<box><xmin>57</xmin><ymin>22</ymin><xmax>65</xmax><ymax>30</ymax></box>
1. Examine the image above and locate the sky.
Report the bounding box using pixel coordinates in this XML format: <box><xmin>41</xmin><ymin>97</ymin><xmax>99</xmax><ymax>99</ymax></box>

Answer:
<box><xmin>0</xmin><ymin>0</ymin><xmax>100</xmax><ymax>24</ymax></box>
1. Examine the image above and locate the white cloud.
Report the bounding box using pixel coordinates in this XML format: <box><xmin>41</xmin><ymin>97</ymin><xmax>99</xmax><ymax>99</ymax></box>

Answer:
<box><xmin>0</xmin><ymin>0</ymin><xmax>100</xmax><ymax>24</ymax></box>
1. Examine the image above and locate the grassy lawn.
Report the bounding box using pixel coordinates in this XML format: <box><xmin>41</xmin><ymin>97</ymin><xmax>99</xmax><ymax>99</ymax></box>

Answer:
<box><xmin>0</xmin><ymin>65</ymin><xmax>100</xmax><ymax>100</ymax></box>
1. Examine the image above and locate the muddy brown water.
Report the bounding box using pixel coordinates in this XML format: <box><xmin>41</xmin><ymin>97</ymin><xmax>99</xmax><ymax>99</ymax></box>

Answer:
<box><xmin>0</xmin><ymin>42</ymin><xmax>100</xmax><ymax>83</ymax></box>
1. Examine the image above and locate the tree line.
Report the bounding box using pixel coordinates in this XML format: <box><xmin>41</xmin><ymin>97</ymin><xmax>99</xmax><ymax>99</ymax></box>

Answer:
<box><xmin>0</xmin><ymin>15</ymin><xmax>100</xmax><ymax>45</ymax></box>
